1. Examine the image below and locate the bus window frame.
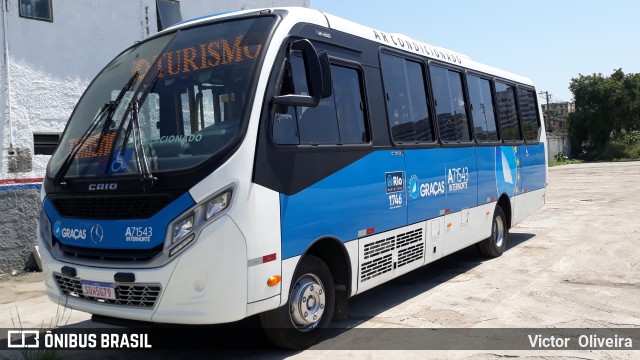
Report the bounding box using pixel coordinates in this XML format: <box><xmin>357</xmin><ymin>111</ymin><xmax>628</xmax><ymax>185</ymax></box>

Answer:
<box><xmin>515</xmin><ymin>84</ymin><xmax>542</xmax><ymax>145</ymax></box>
<box><xmin>493</xmin><ymin>78</ymin><xmax>525</xmax><ymax>145</ymax></box>
<box><xmin>327</xmin><ymin>56</ymin><xmax>374</xmax><ymax>147</ymax></box>
<box><xmin>378</xmin><ymin>48</ymin><xmax>439</xmax><ymax>149</ymax></box>
<box><xmin>426</xmin><ymin>61</ymin><xmax>476</xmax><ymax>148</ymax></box>
<box><xmin>464</xmin><ymin>70</ymin><xmax>503</xmax><ymax>147</ymax></box>
<box><xmin>268</xmin><ymin>36</ymin><xmax>373</xmax><ymax>151</ymax></box>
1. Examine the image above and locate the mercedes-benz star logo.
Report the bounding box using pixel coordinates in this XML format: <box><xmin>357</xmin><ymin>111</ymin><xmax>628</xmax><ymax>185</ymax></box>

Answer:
<box><xmin>90</xmin><ymin>224</ymin><xmax>104</xmax><ymax>244</ymax></box>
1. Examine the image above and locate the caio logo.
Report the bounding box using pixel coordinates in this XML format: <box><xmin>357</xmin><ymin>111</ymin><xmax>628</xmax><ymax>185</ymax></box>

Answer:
<box><xmin>88</xmin><ymin>183</ymin><xmax>118</xmax><ymax>191</ymax></box>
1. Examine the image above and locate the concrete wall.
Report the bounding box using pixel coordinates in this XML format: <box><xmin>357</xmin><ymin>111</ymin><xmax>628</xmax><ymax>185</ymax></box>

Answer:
<box><xmin>0</xmin><ymin>0</ymin><xmax>160</xmax><ymax>274</ymax></box>
<box><xmin>0</xmin><ymin>189</ymin><xmax>40</xmax><ymax>272</ymax></box>
<box><xmin>0</xmin><ymin>0</ymin><xmax>308</xmax><ymax>274</ymax></box>
<box><xmin>1</xmin><ymin>0</ymin><xmax>159</xmax><ymax>180</ymax></box>
<box><xmin>547</xmin><ymin>134</ymin><xmax>572</xmax><ymax>161</ymax></box>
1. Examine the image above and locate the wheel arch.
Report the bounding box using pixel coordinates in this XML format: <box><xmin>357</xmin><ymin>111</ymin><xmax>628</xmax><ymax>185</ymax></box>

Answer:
<box><xmin>497</xmin><ymin>193</ymin><xmax>512</xmax><ymax>229</ymax></box>
<box><xmin>295</xmin><ymin>236</ymin><xmax>352</xmax><ymax>321</ymax></box>
<box><xmin>302</xmin><ymin>236</ymin><xmax>352</xmax><ymax>296</ymax></box>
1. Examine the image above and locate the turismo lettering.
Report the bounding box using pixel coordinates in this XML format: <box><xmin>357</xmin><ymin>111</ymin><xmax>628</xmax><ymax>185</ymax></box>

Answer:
<box><xmin>132</xmin><ymin>33</ymin><xmax>265</xmax><ymax>78</ymax></box>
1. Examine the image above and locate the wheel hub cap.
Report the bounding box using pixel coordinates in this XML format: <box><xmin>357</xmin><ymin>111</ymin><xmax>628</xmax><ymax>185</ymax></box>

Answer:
<box><xmin>290</xmin><ymin>274</ymin><xmax>326</xmax><ymax>330</ymax></box>
<box><xmin>493</xmin><ymin>216</ymin><xmax>505</xmax><ymax>248</ymax></box>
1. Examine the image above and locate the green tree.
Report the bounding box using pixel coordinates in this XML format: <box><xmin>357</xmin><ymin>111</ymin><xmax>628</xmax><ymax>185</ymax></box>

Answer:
<box><xmin>568</xmin><ymin>69</ymin><xmax>640</xmax><ymax>158</ymax></box>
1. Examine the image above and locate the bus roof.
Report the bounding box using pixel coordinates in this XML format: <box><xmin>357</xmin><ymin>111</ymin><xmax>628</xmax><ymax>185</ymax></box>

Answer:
<box><xmin>169</xmin><ymin>7</ymin><xmax>535</xmax><ymax>87</ymax></box>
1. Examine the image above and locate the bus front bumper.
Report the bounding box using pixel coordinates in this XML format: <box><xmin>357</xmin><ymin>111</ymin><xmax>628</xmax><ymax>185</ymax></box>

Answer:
<box><xmin>40</xmin><ymin>215</ymin><xmax>250</xmax><ymax>324</ymax></box>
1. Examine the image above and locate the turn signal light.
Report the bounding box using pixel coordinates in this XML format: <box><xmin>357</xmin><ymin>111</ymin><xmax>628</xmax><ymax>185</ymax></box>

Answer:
<box><xmin>486</xmin><ymin>211</ymin><xmax>491</xmax><ymax>215</ymax></box>
<box><xmin>267</xmin><ymin>275</ymin><xmax>281</xmax><ymax>287</ymax></box>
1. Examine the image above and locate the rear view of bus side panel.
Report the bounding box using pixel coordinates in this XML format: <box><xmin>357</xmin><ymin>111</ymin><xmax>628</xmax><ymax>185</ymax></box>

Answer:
<box><xmin>513</xmin><ymin>142</ymin><xmax>547</xmax><ymax>225</ymax></box>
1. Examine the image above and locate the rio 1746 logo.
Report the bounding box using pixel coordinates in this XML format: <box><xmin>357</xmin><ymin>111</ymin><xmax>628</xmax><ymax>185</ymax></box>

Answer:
<box><xmin>385</xmin><ymin>171</ymin><xmax>404</xmax><ymax>209</ymax></box>
<box><xmin>385</xmin><ymin>171</ymin><xmax>404</xmax><ymax>194</ymax></box>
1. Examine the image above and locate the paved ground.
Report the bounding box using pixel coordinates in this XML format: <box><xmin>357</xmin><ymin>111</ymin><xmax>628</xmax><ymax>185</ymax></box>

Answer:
<box><xmin>1</xmin><ymin>161</ymin><xmax>640</xmax><ymax>359</ymax></box>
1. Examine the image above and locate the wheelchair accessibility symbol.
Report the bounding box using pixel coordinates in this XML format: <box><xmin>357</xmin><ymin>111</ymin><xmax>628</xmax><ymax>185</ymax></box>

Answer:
<box><xmin>111</xmin><ymin>153</ymin><xmax>126</xmax><ymax>172</ymax></box>
<box><xmin>109</xmin><ymin>150</ymin><xmax>132</xmax><ymax>174</ymax></box>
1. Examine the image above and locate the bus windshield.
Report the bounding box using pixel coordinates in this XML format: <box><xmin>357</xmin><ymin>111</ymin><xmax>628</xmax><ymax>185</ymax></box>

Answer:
<box><xmin>48</xmin><ymin>16</ymin><xmax>274</xmax><ymax>182</ymax></box>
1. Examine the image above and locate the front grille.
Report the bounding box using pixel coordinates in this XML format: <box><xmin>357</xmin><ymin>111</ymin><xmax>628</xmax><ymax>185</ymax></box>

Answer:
<box><xmin>54</xmin><ymin>273</ymin><xmax>162</xmax><ymax>308</ymax></box>
<box><xmin>56</xmin><ymin>240</ymin><xmax>163</xmax><ymax>262</ymax></box>
<box><xmin>51</xmin><ymin>194</ymin><xmax>172</xmax><ymax>219</ymax></box>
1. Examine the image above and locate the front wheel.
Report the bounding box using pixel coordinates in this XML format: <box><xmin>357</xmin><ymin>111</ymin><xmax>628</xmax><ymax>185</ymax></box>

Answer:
<box><xmin>260</xmin><ymin>255</ymin><xmax>335</xmax><ymax>349</ymax></box>
<box><xmin>478</xmin><ymin>205</ymin><xmax>509</xmax><ymax>258</ymax></box>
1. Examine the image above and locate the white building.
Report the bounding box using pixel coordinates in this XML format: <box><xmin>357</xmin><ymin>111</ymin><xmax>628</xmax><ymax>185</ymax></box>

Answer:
<box><xmin>0</xmin><ymin>0</ymin><xmax>308</xmax><ymax>273</ymax></box>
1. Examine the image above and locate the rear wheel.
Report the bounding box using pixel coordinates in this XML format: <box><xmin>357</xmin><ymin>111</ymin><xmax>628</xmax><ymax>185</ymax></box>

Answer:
<box><xmin>479</xmin><ymin>205</ymin><xmax>508</xmax><ymax>257</ymax></box>
<box><xmin>260</xmin><ymin>255</ymin><xmax>335</xmax><ymax>349</ymax></box>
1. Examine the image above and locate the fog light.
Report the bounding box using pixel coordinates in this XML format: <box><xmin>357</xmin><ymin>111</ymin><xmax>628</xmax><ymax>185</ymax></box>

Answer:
<box><xmin>169</xmin><ymin>234</ymin><xmax>195</xmax><ymax>256</ymax></box>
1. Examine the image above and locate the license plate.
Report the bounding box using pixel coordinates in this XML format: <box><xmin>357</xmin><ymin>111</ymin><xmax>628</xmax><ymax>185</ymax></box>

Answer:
<box><xmin>81</xmin><ymin>280</ymin><xmax>116</xmax><ymax>300</ymax></box>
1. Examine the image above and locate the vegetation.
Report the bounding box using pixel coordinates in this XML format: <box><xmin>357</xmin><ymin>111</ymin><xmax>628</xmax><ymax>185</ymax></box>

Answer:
<box><xmin>549</xmin><ymin>152</ymin><xmax>582</xmax><ymax>167</ymax></box>
<box><xmin>567</xmin><ymin>69</ymin><xmax>640</xmax><ymax>161</ymax></box>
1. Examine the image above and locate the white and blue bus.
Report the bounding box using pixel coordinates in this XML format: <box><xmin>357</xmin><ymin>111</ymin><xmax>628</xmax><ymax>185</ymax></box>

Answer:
<box><xmin>38</xmin><ymin>7</ymin><xmax>547</xmax><ymax>349</ymax></box>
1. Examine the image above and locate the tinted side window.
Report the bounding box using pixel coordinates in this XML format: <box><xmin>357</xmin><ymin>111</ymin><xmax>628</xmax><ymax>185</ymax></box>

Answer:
<box><xmin>273</xmin><ymin>58</ymin><xmax>367</xmax><ymax>145</ymax></box>
<box><xmin>430</xmin><ymin>65</ymin><xmax>471</xmax><ymax>142</ymax></box>
<box><xmin>298</xmin><ymin>99</ymin><xmax>340</xmax><ymax>145</ymax></box>
<box><xmin>380</xmin><ymin>54</ymin><xmax>433</xmax><ymax>143</ymax></box>
<box><xmin>495</xmin><ymin>82</ymin><xmax>521</xmax><ymax>141</ymax></box>
<box><xmin>518</xmin><ymin>88</ymin><xmax>540</xmax><ymax>141</ymax></box>
<box><xmin>332</xmin><ymin>66</ymin><xmax>368</xmax><ymax>144</ymax></box>
<box><xmin>273</xmin><ymin>54</ymin><xmax>305</xmax><ymax>145</ymax></box>
<box><xmin>467</xmin><ymin>75</ymin><xmax>499</xmax><ymax>142</ymax></box>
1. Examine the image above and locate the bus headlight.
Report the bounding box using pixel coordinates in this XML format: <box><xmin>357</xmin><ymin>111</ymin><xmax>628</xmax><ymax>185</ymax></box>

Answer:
<box><xmin>165</xmin><ymin>187</ymin><xmax>234</xmax><ymax>257</ymax></box>
<box><xmin>173</xmin><ymin>215</ymin><xmax>194</xmax><ymax>243</ymax></box>
<box><xmin>206</xmin><ymin>190</ymin><xmax>231</xmax><ymax>219</ymax></box>
<box><xmin>168</xmin><ymin>214</ymin><xmax>195</xmax><ymax>257</ymax></box>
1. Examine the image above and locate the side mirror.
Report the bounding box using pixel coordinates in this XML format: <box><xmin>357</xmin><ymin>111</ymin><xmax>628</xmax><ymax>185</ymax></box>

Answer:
<box><xmin>272</xmin><ymin>39</ymin><xmax>330</xmax><ymax>107</ymax></box>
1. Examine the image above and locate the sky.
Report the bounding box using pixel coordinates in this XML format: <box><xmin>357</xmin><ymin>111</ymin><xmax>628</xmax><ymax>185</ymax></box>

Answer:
<box><xmin>311</xmin><ymin>0</ymin><xmax>640</xmax><ymax>103</ymax></box>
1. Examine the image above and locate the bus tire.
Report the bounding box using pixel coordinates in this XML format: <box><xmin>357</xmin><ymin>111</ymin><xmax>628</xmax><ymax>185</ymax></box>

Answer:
<box><xmin>479</xmin><ymin>205</ymin><xmax>508</xmax><ymax>258</ymax></box>
<box><xmin>260</xmin><ymin>255</ymin><xmax>335</xmax><ymax>350</ymax></box>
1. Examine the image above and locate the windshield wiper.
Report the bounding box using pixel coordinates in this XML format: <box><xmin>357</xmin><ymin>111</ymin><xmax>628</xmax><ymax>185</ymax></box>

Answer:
<box><xmin>93</xmin><ymin>72</ymin><xmax>140</xmax><ymax>155</ymax></box>
<box><xmin>53</xmin><ymin>102</ymin><xmax>114</xmax><ymax>186</ymax></box>
<box><xmin>53</xmin><ymin>72</ymin><xmax>140</xmax><ymax>186</ymax></box>
<box><xmin>116</xmin><ymin>75</ymin><xmax>159</xmax><ymax>190</ymax></box>
<box><xmin>120</xmin><ymin>100</ymin><xmax>156</xmax><ymax>190</ymax></box>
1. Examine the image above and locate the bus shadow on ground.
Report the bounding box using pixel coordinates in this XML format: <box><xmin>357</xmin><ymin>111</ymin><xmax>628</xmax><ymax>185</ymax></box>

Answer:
<box><xmin>50</xmin><ymin>232</ymin><xmax>535</xmax><ymax>357</ymax></box>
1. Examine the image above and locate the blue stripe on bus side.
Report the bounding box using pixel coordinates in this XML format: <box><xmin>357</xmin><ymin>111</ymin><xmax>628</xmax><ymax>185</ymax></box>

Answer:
<box><xmin>280</xmin><ymin>150</ymin><xmax>407</xmax><ymax>259</ymax></box>
<box><xmin>280</xmin><ymin>144</ymin><xmax>546</xmax><ymax>259</ymax></box>
<box><xmin>405</xmin><ymin>147</ymin><xmax>478</xmax><ymax>224</ymax></box>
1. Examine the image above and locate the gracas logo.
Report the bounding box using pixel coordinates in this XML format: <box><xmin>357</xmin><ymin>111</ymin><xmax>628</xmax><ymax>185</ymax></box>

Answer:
<box><xmin>409</xmin><ymin>175</ymin><xmax>420</xmax><ymax>199</ymax></box>
<box><xmin>60</xmin><ymin>227</ymin><xmax>87</xmax><ymax>240</ymax></box>
<box><xmin>53</xmin><ymin>221</ymin><xmax>62</xmax><ymax>238</ymax></box>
